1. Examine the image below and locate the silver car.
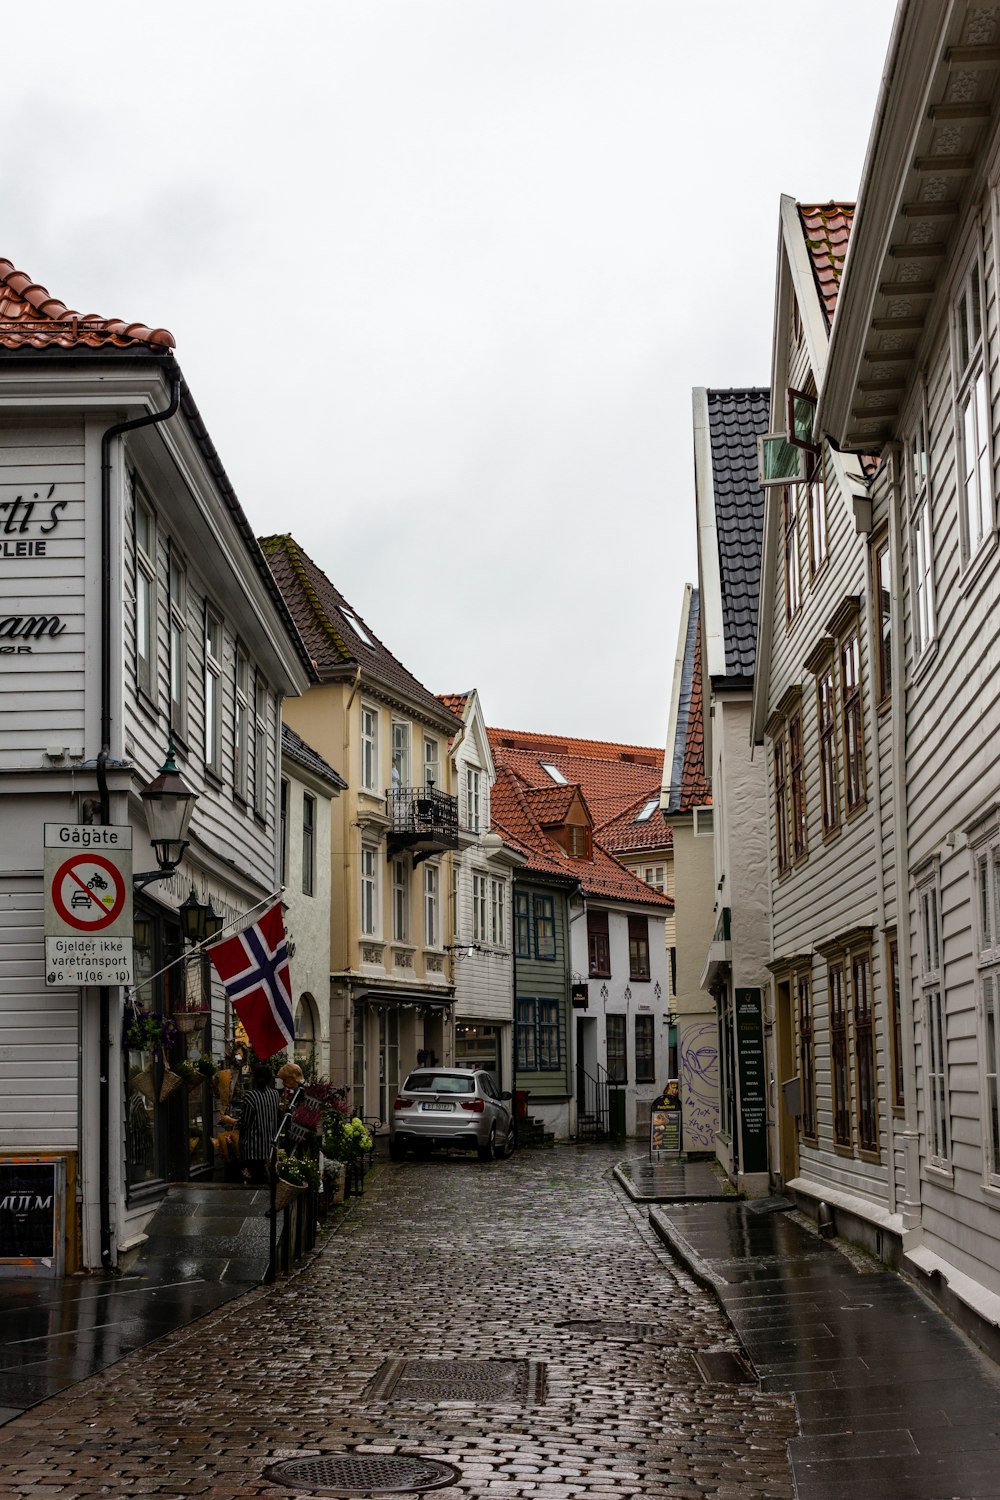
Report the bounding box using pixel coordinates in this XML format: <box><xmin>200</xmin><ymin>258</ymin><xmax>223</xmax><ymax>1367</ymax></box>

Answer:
<box><xmin>389</xmin><ymin>1068</ymin><xmax>516</xmax><ymax>1162</ymax></box>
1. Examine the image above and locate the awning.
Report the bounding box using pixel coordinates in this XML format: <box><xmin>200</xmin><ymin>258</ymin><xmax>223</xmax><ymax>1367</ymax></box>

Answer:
<box><xmin>700</xmin><ymin>940</ymin><xmax>731</xmax><ymax>993</ymax></box>
<box><xmin>353</xmin><ymin>986</ymin><xmax>454</xmax><ymax>1009</ymax></box>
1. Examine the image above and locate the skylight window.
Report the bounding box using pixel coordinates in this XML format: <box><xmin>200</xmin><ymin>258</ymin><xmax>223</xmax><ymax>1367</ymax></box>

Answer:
<box><xmin>635</xmin><ymin>797</ymin><xmax>660</xmax><ymax>823</ymax></box>
<box><xmin>540</xmin><ymin>762</ymin><xmax>567</xmax><ymax>785</ymax></box>
<box><xmin>340</xmin><ymin>607</ymin><xmax>374</xmax><ymax>649</ymax></box>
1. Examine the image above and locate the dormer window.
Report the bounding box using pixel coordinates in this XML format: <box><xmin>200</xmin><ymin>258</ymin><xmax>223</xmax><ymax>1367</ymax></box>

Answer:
<box><xmin>567</xmin><ymin>825</ymin><xmax>591</xmax><ymax>860</ymax></box>
<box><xmin>540</xmin><ymin>762</ymin><xmax>567</xmax><ymax>784</ymax></box>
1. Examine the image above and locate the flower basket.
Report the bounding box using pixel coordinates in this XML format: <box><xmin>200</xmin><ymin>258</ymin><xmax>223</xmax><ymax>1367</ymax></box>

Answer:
<box><xmin>275</xmin><ymin>1178</ymin><xmax>307</xmax><ymax>1212</ymax></box>
<box><xmin>131</xmin><ymin>1066</ymin><xmax>156</xmax><ymax>1103</ymax></box>
<box><xmin>159</xmin><ymin>1069</ymin><xmax>184</xmax><ymax>1103</ymax></box>
<box><xmin>174</xmin><ymin>1011</ymin><xmax>206</xmax><ymax>1034</ymax></box>
<box><xmin>185</xmin><ymin>1071</ymin><xmax>203</xmax><ymax>1094</ymax></box>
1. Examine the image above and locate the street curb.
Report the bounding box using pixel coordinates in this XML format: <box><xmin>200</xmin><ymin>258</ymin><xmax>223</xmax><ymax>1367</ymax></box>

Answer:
<box><xmin>647</xmin><ymin>1204</ymin><xmax>727</xmax><ymax>1296</ymax></box>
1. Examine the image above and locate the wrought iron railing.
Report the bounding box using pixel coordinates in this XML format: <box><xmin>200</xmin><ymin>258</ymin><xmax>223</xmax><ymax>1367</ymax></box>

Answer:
<box><xmin>576</xmin><ymin>1061</ymin><xmax>610</xmax><ymax>1141</ymax></box>
<box><xmin>386</xmin><ymin>784</ymin><xmax>459</xmax><ymax>839</ymax></box>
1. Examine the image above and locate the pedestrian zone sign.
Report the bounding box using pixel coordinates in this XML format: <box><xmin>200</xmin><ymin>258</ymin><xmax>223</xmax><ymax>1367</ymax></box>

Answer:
<box><xmin>43</xmin><ymin>825</ymin><xmax>134</xmax><ymax>987</ymax></box>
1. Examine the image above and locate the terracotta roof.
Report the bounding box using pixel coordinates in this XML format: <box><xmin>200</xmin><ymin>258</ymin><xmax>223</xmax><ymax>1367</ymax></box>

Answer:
<box><xmin>706</xmin><ymin>388</ymin><xmax>769</xmax><ymax>678</ymax></box>
<box><xmin>261</xmin><ymin>535</ymin><xmax>462</xmax><ymax>731</ymax></box>
<box><xmin>598</xmin><ymin>793</ymin><xmax>673</xmax><ymax>856</ymax></box>
<box><xmin>437</xmin><ymin>692</ymin><xmax>471</xmax><ymax>718</ymax></box>
<box><xmin>0</xmin><ymin>259</ymin><xmax>175</xmax><ymax>351</ymax></box>
<box><xmin>665</xmin><ymin>591</ymin><xmax>712</xmax><ymax>815</ymax></box>
<box><xmin>281</xmin><ymin>724</ymin><xmax>347</xmax><ymax>792</ymax></box>
<box><xmin>797</xmin><ymin>203</ymin><xmax>855</xmax><ymax>331</ymax></box>
<box><xmin>488</xmin><ymin>727</ymin><xmax>661</xmax><ymax>764</ymax></box>
<box><xmin>488</xmin><ymin>738</ymin><xmax>663</xmax><ymax>832</ymax></box>
<box><xmin>490</xmin><ymin>767</ymin><xmax>671</xmax><ymax>908</ymax></box>
<box><xmin>522</xmin><ymin>784</ymin><xmax>580</xmax><ymax>826</ymax></box>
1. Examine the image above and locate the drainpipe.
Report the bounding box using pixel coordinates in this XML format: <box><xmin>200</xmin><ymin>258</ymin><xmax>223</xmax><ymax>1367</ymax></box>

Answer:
<box><xmin>95</xmin><ymin>363</ymin><xmax>180</xmax><ymax>1271</ymax></box>
<box><xmin>887</xmin><ymin>443</ymin><xmax>921</xmax><ymax>1234</ymax></box>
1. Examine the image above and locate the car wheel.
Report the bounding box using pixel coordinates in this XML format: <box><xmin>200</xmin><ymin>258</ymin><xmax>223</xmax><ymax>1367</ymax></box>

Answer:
<box><xmin>501</xmin><ymin>1121</ymin><xmax>516</xmax><ymax>1158</ymax></box>
<box><xmin>389</xmin><ymin>1139</ymin><xmax>406</xmax><ymax>1162</ymax></box>
<box><xmin>477</xmin><ymin>1124</ymin><xmax>497</xmax><ymax>1162</ymax></box>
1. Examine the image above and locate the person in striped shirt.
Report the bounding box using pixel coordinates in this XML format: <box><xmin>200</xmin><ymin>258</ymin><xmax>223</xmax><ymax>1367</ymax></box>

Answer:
<box><xmin>232</xmin><ymin>1065</ymin><xmax>282</xmax><ymax>1183</ymax></box>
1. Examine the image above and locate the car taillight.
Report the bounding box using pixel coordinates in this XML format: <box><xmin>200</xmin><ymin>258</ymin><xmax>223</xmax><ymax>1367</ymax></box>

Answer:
<box><xmin>460</xmin><ymin>1098</ymin><xmax>485</xmax><ymax>1112</ymax></box>
<box><xmin>394</xmin><ymin>1097</ymin><xmax>414</xmax><ymax>1110</ymax></box>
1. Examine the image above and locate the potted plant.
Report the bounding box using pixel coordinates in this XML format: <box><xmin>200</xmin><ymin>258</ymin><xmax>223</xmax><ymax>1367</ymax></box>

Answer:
<box><xmin>196</xmin><ymin>1052</ymin><xmax>217</xmax><ymax>1078</ymax></box>
<box><xmin>274</xmin><ymin>1149</ymin><xmax>318</xmax><ymax>1210</ymax></box>
<box><xmin>175</xmin><ymin>1059</ymin><xmax>202</xmax><ymax>1092</ymax></box>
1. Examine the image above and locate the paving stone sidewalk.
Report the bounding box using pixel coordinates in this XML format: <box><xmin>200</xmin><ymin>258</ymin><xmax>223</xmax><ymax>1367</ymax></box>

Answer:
<box><xmin>0</xmin><ymin>1146</ymin><xmax>797</xmax><ymax>1499</ymax></box>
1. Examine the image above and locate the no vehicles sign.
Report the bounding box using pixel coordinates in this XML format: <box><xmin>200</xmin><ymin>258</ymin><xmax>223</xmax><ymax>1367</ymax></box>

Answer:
<box><xmin>43</xmin><ymin>825</ymin><xmax>134</xmax><ymax>986</ymax></box>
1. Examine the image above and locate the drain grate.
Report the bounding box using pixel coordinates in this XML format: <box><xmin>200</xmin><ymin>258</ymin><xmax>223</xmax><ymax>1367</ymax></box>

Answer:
<box><xmin>368</xmin><ymin>1356</ymin><xmax>546</xmax><ymax>1404</ymax></box>
<box><xmin>559</xmin><ymin>1319</ymin><xmax>657</xmax><ymax>1341</ymax></box>
<box><xmin>264</xmin><ymin>1452</ymin><xmax>460</xmax><ymax>1495</ymax></box>
<box><xmin>691</xmin><ymin>1349</ymin><xmax>757</xmax><ymax>1385</ymax></box>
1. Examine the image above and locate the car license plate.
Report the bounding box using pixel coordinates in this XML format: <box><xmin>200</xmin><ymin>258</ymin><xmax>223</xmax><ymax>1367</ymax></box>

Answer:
<box><xmin>421</xmin><ymin>1100</ymin><xmax>454</xmax><ymax>1111</ymax></box>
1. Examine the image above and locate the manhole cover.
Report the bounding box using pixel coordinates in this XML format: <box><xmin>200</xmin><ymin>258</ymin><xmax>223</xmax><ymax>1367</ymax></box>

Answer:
<box><xmin>691</xmin><ymin>1349</ymin><xmax>757</xmax><ymax>1385</ymax></box>
<box><xmin>559</xmin><ymin>1319</ymin><xmax>656</xmax><ymax>1341</ymax></box>
<box><xmin>264</xmin><ymin>1453</ymin><xmax>460</xmax><ymax>1495</ymax></box>
<box><xmin>368</xmin><ymin>1356</ymin><xmax>546</xmax><ymax>1404</ymax></box>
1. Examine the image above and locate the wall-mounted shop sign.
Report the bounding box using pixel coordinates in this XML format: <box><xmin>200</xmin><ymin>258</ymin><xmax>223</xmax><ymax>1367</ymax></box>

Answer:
<box><xmin>0</xmin><ymin>1157</ymin><xmax>66</xmax><ymax>1274</ymax></box>
<box><xmin>0</xmin><ymin>483</ymin><xmax>74</xmax><ymax>655</ymax></box>
<box><xmin>735</xmin><ymin>987</ymin><xmax>768</xmax><ymax>1175</ymax></box>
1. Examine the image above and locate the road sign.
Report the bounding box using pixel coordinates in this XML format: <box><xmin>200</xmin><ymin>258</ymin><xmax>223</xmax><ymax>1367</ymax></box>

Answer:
<box><xmin>44</xmin><ymin>825</ymin><xmax>134</xmax><ymax>986</ymax></box>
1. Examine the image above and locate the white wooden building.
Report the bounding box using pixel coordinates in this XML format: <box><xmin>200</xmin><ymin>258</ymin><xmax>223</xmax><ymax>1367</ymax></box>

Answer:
<box><xmin>0</xmin><ymin>260</ymin><xmax>312</xmax><ymax>1272</ymax></box>
<box><xmin>441</xmin><ymin>691</ymin><xmax>519</xmax><ymax>1090</ymax></box>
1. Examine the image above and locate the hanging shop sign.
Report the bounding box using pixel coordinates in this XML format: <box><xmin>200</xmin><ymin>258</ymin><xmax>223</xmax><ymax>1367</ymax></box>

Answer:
<box><xmin>43</xmin><ymin>824</ymin><xmax>134</xmax><ymax>986</ymax></box>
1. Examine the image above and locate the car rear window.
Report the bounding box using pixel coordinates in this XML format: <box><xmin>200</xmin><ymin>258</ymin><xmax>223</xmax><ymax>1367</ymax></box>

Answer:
<box><xmin>403</xmin><ymin>1073</ymin><xmax>474</xmax><ymax>1094</ymax></box>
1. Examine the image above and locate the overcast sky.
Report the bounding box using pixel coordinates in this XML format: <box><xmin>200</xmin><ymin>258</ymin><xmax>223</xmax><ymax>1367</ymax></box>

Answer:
<box><xmin>6</xmin><ymin>1</ymin><xmax>894</xmax><ymax>749</ymax></box>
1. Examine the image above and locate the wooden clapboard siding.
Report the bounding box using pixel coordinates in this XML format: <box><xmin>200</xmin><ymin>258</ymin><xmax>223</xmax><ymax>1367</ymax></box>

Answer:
<box><xmin>0</xmin><ymin>420</ymin><xmax>86</xmax><ymax>768</ymax></box>
<box><xmin>0</xmin><ymin>880</ymin><xmax>77</xmax><ymax>1150</ymax></box>
<box><xmin>122</xmin><ymin>470</ymin><xmax>279</xmax><ymax>890</ymax></box>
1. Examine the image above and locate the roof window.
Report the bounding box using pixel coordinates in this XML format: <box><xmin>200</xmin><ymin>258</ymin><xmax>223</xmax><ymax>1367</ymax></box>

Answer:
<box><xmin>540</xmin><ymin>762</ymin><xmax>567</xmax><ymax>784</ymax></box>
<box><xmin>635</xmin><ymin>797</ymin><xmax>660</xmax><ymax>823</ymax></box>
<box><xmin>340</xmin><ymin>607</ymin><xmax>374</xmax><ymax>648</ymax></box>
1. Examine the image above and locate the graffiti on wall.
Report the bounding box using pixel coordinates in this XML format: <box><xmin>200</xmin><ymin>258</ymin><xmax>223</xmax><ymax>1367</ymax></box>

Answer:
<box><xmin>680</xmin><ymin>1020</ymin><xmax>719</xmax><ymax>1150</ymax></box>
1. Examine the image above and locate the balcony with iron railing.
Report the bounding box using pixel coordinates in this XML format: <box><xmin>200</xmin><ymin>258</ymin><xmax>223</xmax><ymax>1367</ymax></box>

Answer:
<box><xmin>386</xmin><ymin>783</ymin><xmax>459</xmax><ymax>862</ymax></box>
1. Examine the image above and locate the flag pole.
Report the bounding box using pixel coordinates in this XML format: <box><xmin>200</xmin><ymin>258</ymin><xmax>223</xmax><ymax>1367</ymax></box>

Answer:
<box><xmin>125</xmin><ymin>885</ymin><xmax>286</xmax><ymax>1005</ymax></box>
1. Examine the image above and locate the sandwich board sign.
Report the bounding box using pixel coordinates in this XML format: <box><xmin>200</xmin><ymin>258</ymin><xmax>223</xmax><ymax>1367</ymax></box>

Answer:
<box><xmin>43</xmin><ymin>824</ymin><xmax>134</xmax><ymax>986</ymax></box>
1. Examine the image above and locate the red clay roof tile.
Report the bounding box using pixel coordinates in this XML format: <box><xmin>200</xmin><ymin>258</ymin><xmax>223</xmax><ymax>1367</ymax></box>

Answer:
<box><xmin>678</xmin><ymin>614</ymin><xmax>712</xmax><ymax>812</ymax></box>
<box><xmin>797</xmin><ymin>203</ymin><xmax>855</xmax><ymax>331</ymax></box>
<box><xmin>0</xmin><ymin>259</ymin><xmax>175</xmax><ymax>351</ymax></box>
<box><xmin>488</xmin><ymin>732</ymin><xmax>664</xmax><ymax>833</ymax></box>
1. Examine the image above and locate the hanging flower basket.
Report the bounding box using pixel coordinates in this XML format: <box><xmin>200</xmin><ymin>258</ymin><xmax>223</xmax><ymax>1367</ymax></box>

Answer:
<box><xmin>159</xmin><ymin>1069</ymin><xmax>184</xmax><ymax>1103</ymax></box>
<box><xmin>274</xmin><ymin>1178</ymin><xmax>307</xmax><ymax>1212</ymax></box>
<box><xmin>174</xmin><ymin>1011</ymin><xmax>206</xmax><ymax>1034</ymax></box>
<box><xmin>130</xmin><ymin>1066</ymin><xmax>156</xmax><ymax>1103</ymax></box>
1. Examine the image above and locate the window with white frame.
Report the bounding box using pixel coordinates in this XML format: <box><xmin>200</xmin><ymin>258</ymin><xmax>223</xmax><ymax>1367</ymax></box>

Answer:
<box><xmin>204</xmin><ymin>609</ymin><xmax>223</xmax><ymax>778</ymax></box>
<box><xmin>972</xmin><ymin>826</ymin><xmax>1000</xmax><ymax>1184</ymax></box>
<box><xmin>907</xmin><ymin>406</ymin><xmax>936</xmax><ymax>657</ymax></box>
<box><xmin>134</xmin><ymin>489</ymin><xmax>156</xmax><ymax>699</ymax></box>
<box><xmin>361</xmin><ymin>704</ymin><xmax>379</xmax><ymax>793</ymax></box>
<box><xmin>423</xmin><ymin>735</ymin><xmax>439</xmax><ymax>791</ymax></box>
<box><xmin>424</xmin><ymin>863</ymin><xmax>439</xmax><ymax>947</ymax></box>
<box><xmin>953</xmin><ymin>255</ymin><xmax>993</xmax><ymax>561</ymax></box>
<box><xmin>391</xmin><ymin>720</ymin><xmax>410</xmax><ymax>790</ymax></box>
<box><xmin>490</xmin><ymin>878</ymin><xmax>505</xmax><ymax>945</ymax></box>
<box><xmin>472</xmin><ymin>871</ymin><xmax>488</xmax><ymax>943</ymax></box>
<box><xmin>253</xmin><ymin>673</ymin><xmax>267</xmax><ymax>817</ymax></box>
<box><xmin>361</xmin><ymin>845</ymin><xmax>378</xmax><ymax>936</ymax></box>
<box><xmin>234</xmin><ymin>643</ymin><xmax>250</xmax><ymax>801</ymax></box>
<box><xmin>392</xmin><ymin>856</ymin><xmax>408</xmax><ymax>942</ymax></box>
<box><xmin>466</xmin><ymin>766</ymin><xmax>482</xmax><ymax>833</ymax></box>
<box><xmin>642</xmin><ymin>864</ymin><xmax>665</xmax><ymax>892</ymax></box>
<box><xmin>168</xmin><ymin>548</ymin><xmax>187</xmax><ymax>738</ymax></box>
<box><xmin>918</xmin><ymin>864</ymin><xmax>949</xmax><ymax>1167</ymax></box>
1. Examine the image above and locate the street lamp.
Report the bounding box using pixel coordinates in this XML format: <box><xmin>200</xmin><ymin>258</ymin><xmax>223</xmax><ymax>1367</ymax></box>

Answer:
<box><xmin>134</xmin><ymin>739</ymin><xmax>198</xmax><ymax>890</ymax></box>
<box><xmin>179</xmin><ymin>885</ymin><xmax>224</xmax><ymax>945</ymax></box>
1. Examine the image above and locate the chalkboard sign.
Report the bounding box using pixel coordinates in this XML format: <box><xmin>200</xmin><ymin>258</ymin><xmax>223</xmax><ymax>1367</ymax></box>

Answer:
<box><xmin>735</xmin><ymin>988</ymin><xmax>768</xmax><ymax>1175</ymax></box>
<box><xmin>0</xmin><ymin>1158</ymin><xmax>65</xmax><ymax>1274</ymax></box>
<box><xmin>650</xmin><ymin>1108</ymin><xmax>681</xmax><ymax>1158</ymax></box>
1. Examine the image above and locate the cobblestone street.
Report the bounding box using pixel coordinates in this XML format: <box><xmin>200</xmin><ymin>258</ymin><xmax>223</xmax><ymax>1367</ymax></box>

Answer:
<box><xmin>0</xmin><ymin>1147</ymin><xmax>797</xmax><ymax>1499</ymax></box>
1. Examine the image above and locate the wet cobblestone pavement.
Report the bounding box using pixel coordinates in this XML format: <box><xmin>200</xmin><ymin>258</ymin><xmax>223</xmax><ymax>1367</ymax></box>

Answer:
<box><xmin>0</xmin><ymin>1146</ymin><xmax>798</xmax><ymax>1498</ymax></box>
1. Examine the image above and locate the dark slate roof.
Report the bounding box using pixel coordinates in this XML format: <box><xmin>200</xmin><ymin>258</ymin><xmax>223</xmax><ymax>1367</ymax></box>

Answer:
<box><xmin>707</xmin><ymin>388</ymin><xmax>770</xmax><ymax>678</ymax></box>
<box><xmin>665</xmin><ymin>591</ymin><xmax>711</xmax><ymax>815</ymax></box>
<box><xmin>261</xmin><ymin>535</ymin><xmax>463</xmax><ymax>732</ymax></box>
<box><xmin>281</xmin><ymin>724</ymin><xmax>347</xmax><ymax>792</ymax></box>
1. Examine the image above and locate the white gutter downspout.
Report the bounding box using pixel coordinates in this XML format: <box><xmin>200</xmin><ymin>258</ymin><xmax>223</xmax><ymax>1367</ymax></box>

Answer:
<box><xmin>888</xmin><ymin>444</ymin><xmax>921</xmax><ymax>1235</ymax></box>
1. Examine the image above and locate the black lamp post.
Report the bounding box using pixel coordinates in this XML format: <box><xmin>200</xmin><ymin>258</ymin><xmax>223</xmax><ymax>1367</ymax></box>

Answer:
<box><xmin>179</xmin><ymin>885</ymin><xmax>224</xmax><ymax>945</ymax></box>
<box><xmin>134</xmin><ymin>739</ymin><xmax>198</xmax><ymax>890</ymax></box>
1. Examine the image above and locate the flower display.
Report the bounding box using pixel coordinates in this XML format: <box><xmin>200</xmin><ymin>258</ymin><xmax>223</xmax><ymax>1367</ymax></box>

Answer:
<box><xmin>122</xmin><ymin>1004</ymin><xmax>178</xmax><ymax>1055</ymax></box>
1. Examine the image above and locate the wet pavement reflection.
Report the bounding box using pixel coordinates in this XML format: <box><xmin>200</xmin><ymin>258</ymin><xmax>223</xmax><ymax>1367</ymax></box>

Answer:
<box><xmin>651</xmin><ymin>1197</ymin><xmax>1000</xmax><ymax>1500</ymax></box>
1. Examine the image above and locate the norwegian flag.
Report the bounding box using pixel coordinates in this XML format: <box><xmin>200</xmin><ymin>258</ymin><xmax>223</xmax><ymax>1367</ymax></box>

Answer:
<box><xmin>207</xmin><ymin>903</ymin><xmax>294</xmax><ymax>1059</ymax></box>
